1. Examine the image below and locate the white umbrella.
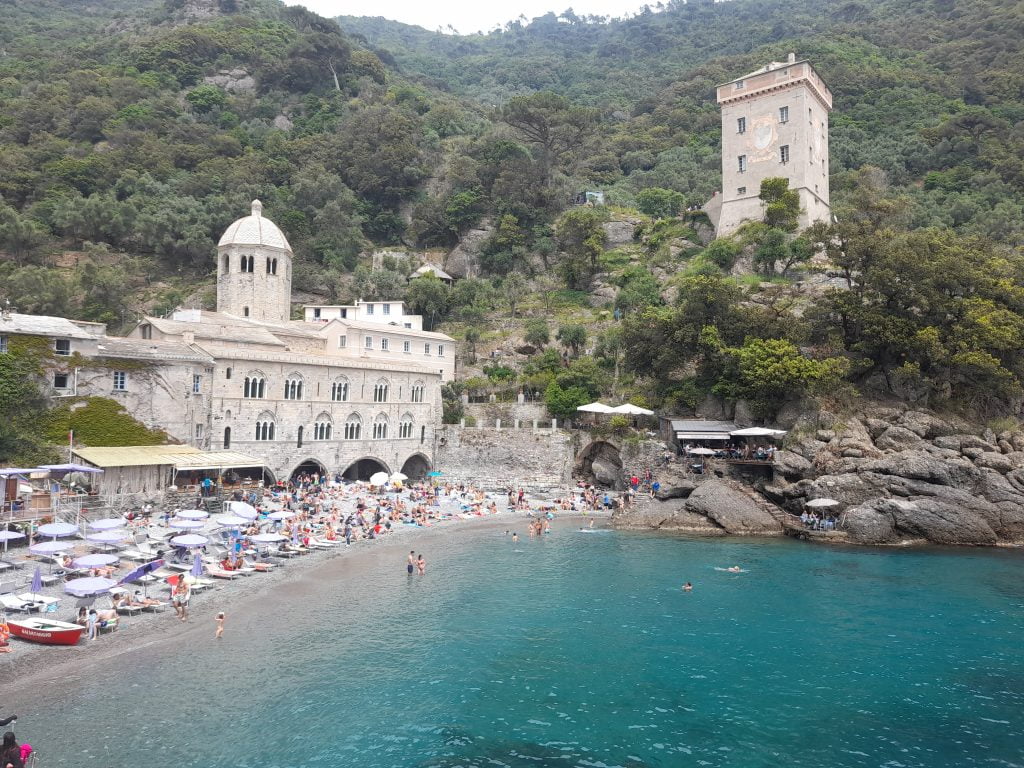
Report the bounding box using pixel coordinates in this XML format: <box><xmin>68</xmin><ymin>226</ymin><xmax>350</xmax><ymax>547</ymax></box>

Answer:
<box><xmin>0</xmin><ymin>529</ymin><xmax>25</xmax><ymax>556</ymax></box>
<box><xmin>37</xmin><ymin>522</ymin><xmax>78</xmax><ymax>537</ymax></box>
<box><xmin>72</xmin><ymin>553</ymin><xmax>119</xmax><ymax>568</ymax></box>
<box><xmin>65</xmin><ymin>576</ymin><xmax>117</xmax><ymax>597</ymax></box>
<box><xmin>730</xmin><ymin>427</ymin><xmax>788</xmax><ymax>437</ymax></box>
<box><xmin>29</xmin><ymin>541</ymin><xmax>70</xmax><ymax>555</ymax></box>
<box><xmin>368</xmin><ymin>471</ymin><xmax>390</xmax><ymax>486</ymax></box>
<box><xmin>577</xmin><ymin>402</ymin><xmax>614</xmax><ymax>413</ymax></box>
<box><xmin>250</xmin><ymin>533</ymin><xmax>286</xmax><ymax>543</ymax></box>
<box><xmin>610</xmin><ymin>403</ymin><xmax>655</xmax><ymax>416</ymax></box>
<box><xmin>176</xmin><ymin>509</ymin><xmax>209</xmax><ymax>520</ymax></box>
<box><xmin>806</xmin><ymin>498</ymin><xmax>840</xmax><ymax>508</ymax></box>
<box><xmin>226</xmin><ymin>501</ymin><xmax>258</xmax><ymax>520</ymax></box>
<box><xmin>87</xmin><ymin>530</ymin><xmax>129</xmax><ymax>543</ymax></box>
<box><xmin>267</xmin><ymin>510</ymin><xmax>294</xmax><ymax>521</ymax></box>
<box><xmin>687</xmin><ymin>447</ymin><xmax>717</xmax><ymax>456</ymax></box>
<box><xmin>389</xmin><ymin>472</ymin><xmax>408</xmax><ymax>482</ymax></box>
<box><xmin>169</xmin><ymin>518</ymin><xmax>205</xmax><ymax>530</ymax></box>
<box><xmin>216</xmin><ymin>515</ymin><xmax>249</xmax><ymax>527</ymax></box>
<box><xmin>170</xmin><ymin>534</ymin><xmax>208</xmax><ymax>548</ymax></box>
<box><xmin>88</xmin><ymin>518</ymin><xmax>124</xmax><ymax>530</ymax></box>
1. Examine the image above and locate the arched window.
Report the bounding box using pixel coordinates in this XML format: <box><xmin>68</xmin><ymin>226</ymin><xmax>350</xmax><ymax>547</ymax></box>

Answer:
<box><xmin>373</xmin><ymin>379</ymin><xmax>389</xmax><ymax>403</ymax></box>
<box><xmin>331</xmin><ymin>378</ymin><xmax>350</xmax><ymax>402</ymax></box>
<box><xmin>411</xmin><ymin>381</ymin><xmax>425</xmax><ymax>403</ymax></box>
<box><xmin>255</xmin><ymin>413</ymin><xmax>275</xmax><ymax>441</ymax></box>
<box><xmin>297</xmin><ymin>425</ymin><xmax>304</xmax><ymax>448</ymax></box>
<box><xmin>284</xmin><ymin>375</ymin><xmax>303</xmax><ymax>400</ymax></box>
<box><xmin>271</xmin><ymin>258</ymin><xmax>278</xmax><ymax>275</ymax></box>
<box><xmin>226</xmin><ymin>367</ymin><xmax>232</xmax><ymax>380</ymax></box>
<box><xmin>266</xmin><ymin>256</ymin><xmax>272</xmax><ymax>274</ymax></box>
<box><xmin>247</xmin><ymin>255</ymin><xmax>255</xmax><ymax>273</ymax></box>
<box><xmin>314</xmin><ymin>413</ymin><xmax>333</xmax><ymax>440</ymax></box>
<box><xmin>223</xmin><ymin>427</ymin><xmax>231</xmax><ymax>449</ymax></box>
<box><xmin>372</xmin><ymin>413</ymin><xmax>389</xmax><ymax>440</ymax></box>
<box><xmin>222</xmin><ymin>255</ymin><xmax>229</xmax><ymax>273</ymax></box>
<box><xmin>344</xmin><ymin>414</ymin><xmax>362</xmax><ymax>440</ymax></box>
<box><xmin>399</xmin><ymin>413</ymin><xmax>414</xmax><ymax>439</ymax></box>
<box><xmin>243</xmin><ymin>373</ymin><xmax>266</xmax><ymax>399</ymax></box>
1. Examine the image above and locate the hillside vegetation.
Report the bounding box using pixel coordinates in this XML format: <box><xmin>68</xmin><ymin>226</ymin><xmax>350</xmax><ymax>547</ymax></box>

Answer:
<box><xmin>0</xmin><ymin>0</ymin><xmax>1023</xmax><ymax>464</ymax></box>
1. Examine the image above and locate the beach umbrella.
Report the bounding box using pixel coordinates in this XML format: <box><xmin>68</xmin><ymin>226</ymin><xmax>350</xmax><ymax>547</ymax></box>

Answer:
<box><xmin>427</xmin><ymin>471</ymin><xmax>442</xmax><ymax>477</ymax></box>
<box><xmin>227</xmin><ymin>501</ymin><xmax>258</xmax><ymax>519</ymax></box>
<box><xmin>177</xmin><ymin>509</ymin><xmax>209</xmax><ymax>520</ymax></box>
<box><xmin>730</xmin><ymin>427</ymin><xmax>788</xmax><ymax>437</ymax></box>
<box><xmin>29</xmin><ymin>541</ymin><xmax>69</xmax><ymax>555</ymax></box>
<box><xmin>72</xmin><ymin>553</ymin><xmax>119</xmax><ymax>569</ymax></box>
<box><xmin>390</xmin><ymin>472</ymin><xmax>408</xmax><ymax>482</ymax></box>
<box><xmin>0</xmin><ymin>529</ymin><xmax>25</xmax><ymax>555</ymax></box>
<box><xmin>87</xmin><ymin>530</ymin><xmax>129</xmax><ymax>543</ymax></box>
<box><xmin>30</xmin><ymin>566</ymin><xmax>43</xmax><ymax>595</ymax></box>
<box><xmin>369</xmin><ymin>471</ymin><xmax>389</xmax><ymax>487</ymax></box>
<box><xmin>267</xmin><ymin>510</ymin><xmax>294</xmax><ymax>521</ymax></box>
<box><xmin>577</xmin><ymin>401</ymin><xmax>614</xmax><ymax>413</ymax></box>
<box><xmin>216</xmin><ymin>515</ymin><xmax>249</xmax><ymax>528</ymax></box>
<box><xmin>118</xmin><ymin>558</ymin><xmax>165</xmax><ymax>598</ymax></box>
<box><xmin>688</xmin><ymin>447</ymin><xmax>717</xmax><ymax>456</ymax></box>
<box><xmin>88</xmin><ymin>518</ymin><xmax>124</xmax><ymax>531</ymax></box>
<box><xmin>170</xmin><ymin>534</ymin><xmax>208</xmax><ymax>548</ymax></box>
<box><xmin>169</xmin><ymin>518</ymin><xmax>205</xmax><ymax>530</ymax></box>
<box><xmin>806</xmin><ymin>498</ymin><xmax>840</xmax><ymax>508</ymax></box>
<box><xmin>65</xmin><ymin>576</ymin><xmax>116</xmax><ymax>597</ymax></box>
<box><xmin>250</xmin><ymin>533</ymin><xmax>286</xmax><ymax>543</ymax></box>
<box><xmin>191</xmin><ymin>553</ymin><xmax>204</xmax><ymax>579</ymax></box>
<box><xmin>37</xmin><ymin>522</ymin><xmax>78</xmax><ymax>538</ymax></box>
<box><xmin>610</xmin><ymin>403</ymin><xmax>655</xmax><ymax>416</ymax></box>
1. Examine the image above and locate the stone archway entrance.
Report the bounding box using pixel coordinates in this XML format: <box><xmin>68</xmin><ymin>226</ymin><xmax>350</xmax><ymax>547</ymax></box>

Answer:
<box><xmin>290</xmin><ymin>459</ymin><xmax>327</xmax><ymax>481</ymax></box>
<box><xmin>342</xmin><ymin>457</ymin><xmax>390</xmax><ymax>481</ymax></box>
<box><xmin>575</xmin><ymin>441</ymin><xmax>623</xmax><ymax>489</ymax></box>
<box><xmin>399</xmin><ymin>453</ymin><xmax>432</xmax><ymax>482</ymax></box>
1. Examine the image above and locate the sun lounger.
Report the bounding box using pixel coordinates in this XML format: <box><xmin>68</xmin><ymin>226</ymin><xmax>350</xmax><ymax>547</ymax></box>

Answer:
<box><xmin>0</xmin><ymin>594</ymin><xmax>37</xmax><ymax>613</ymax></box>
<box><xmin>140</xmin><ymin>600</ymin><xmax>168</xmax><ymax>612</ymax></box>
<box><xmin>205</xmin><ymin>567</ymin><xmax>239</xmax><ymax>580</ymax></box>
<box><xmin>18</xmin><ymin>593</ymin><xmax>59</xmax><ymax>609</ymax></box>
<box><xmin>116</xmin><ymin>603</ymin><xmax>143</xmax><ymax>617</ymax></box>
<box><xmin>98</xmin><ymin>617</ymin><xmax>118</xmax><ymax>634</ymax></box>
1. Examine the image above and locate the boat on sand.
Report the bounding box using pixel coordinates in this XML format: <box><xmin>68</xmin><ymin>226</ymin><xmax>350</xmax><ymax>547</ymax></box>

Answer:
<box><xmin>7</xmin><ymin>617</ymin><xmax>84</xmax><ymax>646</ymax></box>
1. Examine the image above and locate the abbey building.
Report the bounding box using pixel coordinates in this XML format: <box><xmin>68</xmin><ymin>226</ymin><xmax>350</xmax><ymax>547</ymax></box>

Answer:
<box><xmin>0</xmin><ymin>201</ymin><xmax>454</xmax><ymax>483</ymax></box>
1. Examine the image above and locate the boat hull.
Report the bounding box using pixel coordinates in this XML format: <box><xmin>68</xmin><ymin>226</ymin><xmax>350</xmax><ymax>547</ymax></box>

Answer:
<box><xmin>8</xmin><ymin>619</ymin><xmax>84</xmax><ymax>646</ymax></box>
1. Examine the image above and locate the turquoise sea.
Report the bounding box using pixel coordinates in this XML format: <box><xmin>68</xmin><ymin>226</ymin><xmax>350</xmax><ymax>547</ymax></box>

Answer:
<box><xmin>10</xmin><ymin>525</ymin><xmax>1024</xmax><ymax>768</ymax></box>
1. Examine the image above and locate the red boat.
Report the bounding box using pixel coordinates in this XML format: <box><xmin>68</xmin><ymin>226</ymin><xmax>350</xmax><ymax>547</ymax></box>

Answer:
<box><xmin>7</xmin><ymin>617</ymin><xmax>85</xmax><ymax>646</ymax></box>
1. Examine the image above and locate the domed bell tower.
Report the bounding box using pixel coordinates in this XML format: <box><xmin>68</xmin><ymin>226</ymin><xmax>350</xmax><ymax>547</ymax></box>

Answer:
<box><xmin>216</xmin><ymin>199</ymin><xmax>293</xmax><ymax>324</ymax></box>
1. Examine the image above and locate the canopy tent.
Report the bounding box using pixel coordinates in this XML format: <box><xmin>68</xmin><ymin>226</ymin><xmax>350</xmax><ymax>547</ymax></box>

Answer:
<box><xmin>805</xmin><ymin>498</ymin><xmax>840</xmax><ymax>508</ymax></box>
<box><xmin>577</xmin><ymin>402</ymin><xmax>614</xmax><ymax>414</ymax></box>
<box><xmin>730</xmin><ymin>427</ymin><xmax>788</xmax><ymax>437</ymax></box>
<box><xmin>669</xmin><ymin>419</ymin><xmax>740</xmax><ymax>442</ymax></box>
<box><xmin>609</xmin><ymin>403</ymin><xmax>655</xmax><ymax>416</ymax></box>
<box><xmin>687</xmin><ymin>447</ymin><xmax>718</xmax><ymax>456</ymax></box>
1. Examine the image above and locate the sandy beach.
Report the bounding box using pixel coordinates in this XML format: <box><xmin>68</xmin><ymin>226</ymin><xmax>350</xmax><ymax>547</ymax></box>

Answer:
<box><xmin>1</xmin><ymin>508</ymin><xmax>607</xmax><ymax>692</ymax></box>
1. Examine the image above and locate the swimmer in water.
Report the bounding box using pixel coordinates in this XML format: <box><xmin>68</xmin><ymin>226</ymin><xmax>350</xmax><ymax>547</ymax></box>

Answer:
<box><xmin>727</xmin><ymin>565</ymin><xmax>742</xmax><ymax>573</ymax></box>
<box><xmin>589</xmin><ymin>519</ymin><xmax>595</xmax><ymax>528</ymax></box>
<box><xmin>512</xmin><ymin>532</ymin><xmax>518</xmax><ymax>543</ymax></box>
<box><xmin>682</xmin><ymin>582</ymin><xmax>693</xmax><ymax>592</ymax></box>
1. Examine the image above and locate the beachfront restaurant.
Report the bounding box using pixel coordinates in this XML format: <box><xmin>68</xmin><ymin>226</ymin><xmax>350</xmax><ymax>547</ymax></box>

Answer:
<box><xmin>72</xmin><ymin>446</ymin><xmax>266</xmax><ymax>495</ymax></box>
<box><xmin>662</xmin><ymin>419</ymin><xmax>741</xmax><ymax>450</ymax></box>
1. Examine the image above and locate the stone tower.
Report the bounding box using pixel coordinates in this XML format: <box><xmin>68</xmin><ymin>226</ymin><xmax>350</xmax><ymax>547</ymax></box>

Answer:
<box><xmin>709</xmin><ymin>53</ymin><xmax>832</xmax><ymax>236</ymax></box>
<box><xmin>216</xmin><ymin>200</ymin><xmax>293</xmax><ymax>324</ymax></box>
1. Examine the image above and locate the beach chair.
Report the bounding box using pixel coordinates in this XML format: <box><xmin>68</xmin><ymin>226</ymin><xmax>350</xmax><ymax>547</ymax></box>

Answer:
<box><xmin>98</xmin><ymin>616</ymin><xmax>118</xmax><ymax>634</ymax></box>
<box><xmin>205</xmin><ymin>567</ymin><xmax>239</xmax><ymax>580</ymax></box>
<box><xmin>0</xmin><ymin>594</ymin><xmax>37</xmax><ymax>613</ymax></box>
<box><xmin>17</xmin><ymin>593</ymin><xmax>59</xmax><ymax>610</ymax></box>
<box><xmin>120</xmin><ymin>535</ymin><xmax>159</xmax><ymax>562</ymax></box>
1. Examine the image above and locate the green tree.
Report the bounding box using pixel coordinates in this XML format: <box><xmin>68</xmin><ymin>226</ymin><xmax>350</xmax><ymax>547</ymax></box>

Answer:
<box><xmin>499</xmin><ymin>92</ymin><xmax>600</xmax><ymax>185</ymax></box>
<box><xmin>753</xmin><ymin>228</ymin><xmax>789</xmax><ymax>278</ymax></box>
<box><xmin>636</xmin><ymin>187</ymin><xmax>685</xmax><ymax>219</ymax></box>
<box><xmin>524</xmin><ymin>318</ymin><xmax>550</xmax><ymax>347</ymax></box>
<box><xmin>502</xmin><ymin>272</ymin><xmax>528</xmax><ymax>316</ymax></box>
<box><xmin>544</xmin><ymin>380</ymin><xmax>590</xmax><ymax>420</ymax></box>
<box><xmin>555</xmin><ymin>208</ymin><xmax>608</xmax><ymax>289</ymax></box>
<box><xmin>405</xmin><ymin>275</ymin><xmax>450</xmax><ymax>330</ymax></box>
<box><xmin>759</xmin><ymin>177</ymin><xmax>801</xmax><ymax>232</ymax></box>
<box><xmin>557</xmin><ymin>323</ymin><xmax>587</xmax><ymax>357</ymax></box>
<box><xmin>185</xmin><ymin>84</ymin><xmax>227</xmax><ymax>113</ymax></box>
<box><xmin>463</xmin><ymin>326</ymin><xmax>481</xmax><ymax>363</ymax></box>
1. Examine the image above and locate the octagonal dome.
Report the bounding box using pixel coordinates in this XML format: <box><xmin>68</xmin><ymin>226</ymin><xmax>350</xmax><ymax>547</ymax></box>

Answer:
<box><xmin>218</xmin><ymin>200</ymin><xmax>292</xmax><ymax>252</ymax></box>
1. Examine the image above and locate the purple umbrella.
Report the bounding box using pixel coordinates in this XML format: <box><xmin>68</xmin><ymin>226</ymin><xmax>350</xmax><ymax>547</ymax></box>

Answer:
<box><xmin>88</xmin><ymin>518</ymin><xmax>124</xmax><ymax>531</ymax></box>
<box><xmin>87</xmin><ymin>530</ymin><xmax>129</xmax><ymax>544</ymax></box>
<box><xmin>0</xmin><ymin>529</ymin><xmax>25</xmax><ymax>555</ymax></box>
<box><xmin>170</xmin><ymin>534</ymin><xmax>208</xmax><ymax>548</ymax></box>
<box><xmin>177</xmin><ymin>509</ymin><xmax>209</xmax><ymax>520</ymax></box>
<box><xmin>29</xmin><ymin>541</ymin><xmax>69</xmax><ymax>555</ymax></box>
<box><xmin>65</xmin><ymin>576</ymin><xmax>116</xmax><ymax>597</ymax></box>
<box><xmin>169</xmin><ymin>518</ymin><xmax>204</xmax><ymax>530</ymax></box>
<box><xmin>30</xmin><ymin>565</ymin><xmax>43</xmax><ymax>594</ymax></box>
<box><xmin>118</xmin><ymin>558</ymin><xmax>165</xmax><ymax>598</ymax></box>
<box><xmin>191</xmin><ymin>553</ymin><xmax>204</xmax><ymax>579</ymax></box>
<box><xmin>38</xmin><ymin>522</ymin><xmax>78</xmax><ymax>537</ymax></box>
<box><xmin>73</xmin><ymin>553</ymin><xmax>119</xmax><ymax>569</ymax></box>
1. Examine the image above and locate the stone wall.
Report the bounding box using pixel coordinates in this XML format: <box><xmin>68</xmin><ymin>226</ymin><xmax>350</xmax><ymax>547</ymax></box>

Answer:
<box><xmin>463</xmin><ymin>400</ymin><xmax>548</xmax><ymax>426</ymax></box>
<box><xmin>435</xmin><ymin>426</ymin><xmax>573</xmax><ymax>491</ymax></box>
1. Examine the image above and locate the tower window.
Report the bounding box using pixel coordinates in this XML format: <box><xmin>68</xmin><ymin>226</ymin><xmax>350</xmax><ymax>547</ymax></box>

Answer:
<box><xmin>284</xmin><ymin>377</ymin><xmax>303</xmax><ymax>400</ymax></box>
<box><xmin>193</xmin><ymin>374</ymin><xmax>201</xmax><ymax>394</ymax></box>
<box><xmin>223</xmin><ymin>427</ymin><xmax>231</xmax><ymax>449</ymax></box>
<box><xmin>737</xmin><ymin>187</ymin><xmax>746</xmax><ymax>195</ymax></box>
<box><xmin>780</xmin><ymin>145</ymin><xmax>790</xmax><ymax>164</ymax></box>
<box><xmin>736</xmin><ymin>117</ymin><xmax>746</xmax><ymax>134</ymax></box>
<box><xmin>373</xmin><ymin>381</ymin><xmax>389</xmax><ymax>403</ymax></box>
<box><xmin>297</xmin><ymin>425</ymin><xmax>303</xmax><ymax>448</ymax></box>
<box><xmin>266</xmin><ymin>257</ymin><xmax>272</xmax><ymax>274</ymax></box>
<box><xmin>243</xmin><ymin>307</ymin><xmax>250</xmax><ymax>317</ymax></box>
<box><xmin>738</xmin><ymin>155</ymin><xmax>747</xmax><ymax>173</ymax></box>
<box><xmin>226</xmin><ymin>367</ymin><xmax>232</xmax><ymax>379</ymax></box>
<box><xmin>222</xmin><ymin>255</ymin><xmax>229</xmax><ymax>273</ymax></box>
<box><xmin>271</xmin><ymin>258</ymin><xmax>278</xmax><ymax>275</ymax></box>
<box><xmin>779</xmin><ymin>106</ymin><xmax>789</xmax><ymax>123</ymax></box>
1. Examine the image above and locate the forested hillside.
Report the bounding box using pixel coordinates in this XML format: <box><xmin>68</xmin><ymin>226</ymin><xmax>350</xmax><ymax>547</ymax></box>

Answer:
<box><xmin>1</xmin><ymin>0</ymin><xmax>1024</xmax><ymax>460</ymax></box>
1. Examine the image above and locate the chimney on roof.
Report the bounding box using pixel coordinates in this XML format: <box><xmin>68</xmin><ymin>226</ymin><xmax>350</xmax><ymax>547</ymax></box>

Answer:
<box><xmin>788</xmin><ymin>52</ymin><xmax>796</xmax><ymax>63</ymax></box>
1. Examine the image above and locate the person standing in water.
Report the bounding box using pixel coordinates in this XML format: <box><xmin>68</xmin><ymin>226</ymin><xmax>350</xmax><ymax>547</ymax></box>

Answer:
<box><xmin>215</xmin><ymin>612</ymin><xmax>225</xmax><ymax>639</ymax></box>
<box><xmin>407</xmin><ymin>550</ymin><xmax>415</xmax><ymax>575</ymax></box>
<box><xmin>512</xmin><ymin>532</ymin><xmax>518</xmax><ymax>543</ymax></box>
<box><xmin>417</xmin><ymin>553</ymin><xmax>426</xmax><ymax>575</ymax></box>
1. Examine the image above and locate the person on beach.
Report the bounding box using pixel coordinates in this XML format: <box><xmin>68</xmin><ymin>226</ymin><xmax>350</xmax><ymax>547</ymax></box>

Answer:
<box><xmin>407</xmin><ymin>550</ymin><xmax>415</xmax><ymax>575</ymax></box>
<box><xmin>416</xmin><ymin>554</ymin><xmax>425</xmax><ymax>575</ymax></box>
<box><xmin>172</xmin><ymin>576</ymin><xmax>191</xmax><ymax>621</ymax></box>
<box><xmin>215</xmin><ymin>612</ymin><xmax>225</xmax><ymax>640</ymax></box>
<box><xmin>0</xmin><ymin>731</ymin><xmax>24</xmax><ymax>768</ymax></box>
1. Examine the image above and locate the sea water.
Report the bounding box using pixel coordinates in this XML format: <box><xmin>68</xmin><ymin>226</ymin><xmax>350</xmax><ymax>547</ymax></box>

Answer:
<box><xmin>10</xmin><ymin>527</ymin><xmax>1024</xmax><ymax>767</ymax></box>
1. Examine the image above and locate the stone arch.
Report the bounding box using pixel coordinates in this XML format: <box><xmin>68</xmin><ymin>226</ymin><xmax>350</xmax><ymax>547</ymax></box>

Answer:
<box><xmin>342</xmin><ymin>456</ymin><xmax>391</xmax><ymax>481</ymax></box>
<box><xmin>290</xmin><ymin>458</ymin><xmax>327</xmax><ymax>479</ymax></box>
<box><xmin>575</xmin><ymin>441</ymin><xmax>623</xmax><ymax>489</ymax></box>
<box><xmin>400</xmin><ymin>453</ymin><xmax>431</xmax><ymax>482</ymax></box>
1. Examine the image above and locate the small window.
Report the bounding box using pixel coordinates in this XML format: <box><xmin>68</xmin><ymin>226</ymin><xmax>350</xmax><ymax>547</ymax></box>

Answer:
<box><xmin>54</xmin><ymin>339</ymin><xmax>71</xmax><ymax>356</ymax></box>
<box><xmin>113</xmin><ymin>371</ymin><xmax>127</xmax><ymax>391</ymax></box>
<box><xmin>223</xmin><ymin>427</ymin><xmax>231</xmax><ymax>449</ymax></box>
<box><xmin>780</xmin><ymin>145</ymin><xmax>790</xmax><ymax>164</ymax></box>
<box><xmin>195</xmin><ymin>423</ymin><xmax>203</xmax><ymax>440</ymax></box>
<box><xmin>737</xmin><ymin>186</ymin><xmax>747</xmax><ymax>195</ymax></box>
<box><xmin>53</xmin><ymin>373</ymin><xmax>69</xmax><ymax>389</ymax></box>
<box><xmin>0</xmin><ymin>336</ymin><xmax>7</xmax><ymax>353</ymax></box>
<box><xmin>403</xmin><ymin>340</ymin><xmax>411</xmax><ymax>353</ymax></box>
<box><xmin>338</xmin><ymin>335</ymin><xmax>347</xmax><ymax>348</ymax></box>
<box><xmin>737</xmin><ymin>155</ymin><xmax>747</xmax><ymax>173</ymax></box>
<box><xmin>193</xmin><ymin>374</ymin><xmax>201</xmax><ymax>394</ymax></box>
<box><xmin>808</xmin><ymin>107</ymin><xmax>812</xmax><ymax>120</ymax></box>
<box><xmin>243</xmin><ymin>306</ymin><xmax>250</xmax><ymax>318</ymax></box>
<box><xmin>382</xmin><ymin>303</ymin><xmax>391</xmax><ymax>315</ymax></box>
<box><xmin>736</xmin><ymin>117</ymin><xmax>746</xmax><ymax>134</ymax></box>
<box><xmin>424</xmin><ymin>343</ymin><xmax>431</xmax><ymax>356</ymax></box>
<box><xmin>404</xmin><ymin>323</ymin><xmax>412</xmax><ymax>329</ymax></box>
<box><xmin>313</xmin><ymin>308</ymin><xmax>321</xmax><ymax>319</ymax></box>
<box><xmin>779</xmin><ymin>106</ymin><xmax>789</xmax><ymax>123</ymax></box>
<box><xmin>438</xmin><ymin>344</ymin><xmax>445</xmax><ymax>358</ymax></box>
<box><xmin>366</xmin><ymin>303</ymin><xmax>374</xmax><ymax>315</ymax></box>
<box><xmin>226</xmin><ymin>367</ymin><xmax>232</xmax><ymax>380</ymax></box>
<box><xmin>381</xmin><ymin>338</ymin><xmax>389</xmax><ymax>351</ymax></box>
<box><xmin>365</xmin><ymin>336</ymin><xmax>373</xmax><ymax>349</ymax></box>
<box><xmin>297</xmin><ymin>426</ymin><xmax>304</xmax><ymax>448</ymax></box>
<box><xmin>140</xmin><ymin>325</ymin><xmax>152</xmax><ymax>340</ymax></box>
<box><xmin>734</xmin><ymin>79</ymin><xmax>745</xmax><ymax>89</ymax></box>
